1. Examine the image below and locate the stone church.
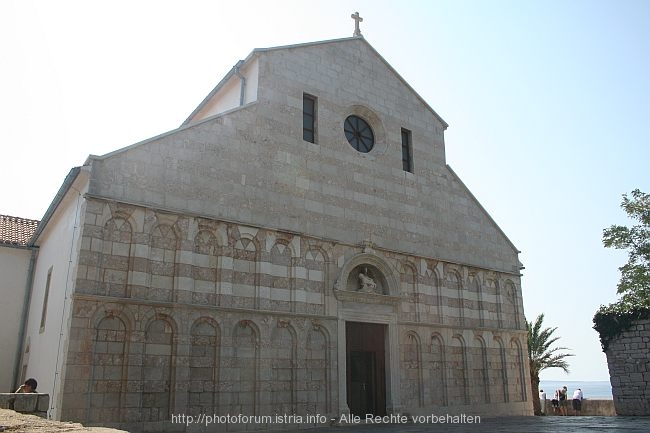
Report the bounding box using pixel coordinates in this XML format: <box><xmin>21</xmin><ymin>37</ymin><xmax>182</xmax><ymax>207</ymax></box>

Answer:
<box><xmin>2</xmin><ymin>25</ymin><xmax>531</xmax><ymax>432</ymax></box>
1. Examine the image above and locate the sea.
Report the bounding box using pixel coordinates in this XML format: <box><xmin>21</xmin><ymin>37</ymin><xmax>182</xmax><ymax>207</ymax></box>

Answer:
<box><xmin>539</xmin><ymin>380</ymin><xmax>613</xmax><ymax>399</ymax></box>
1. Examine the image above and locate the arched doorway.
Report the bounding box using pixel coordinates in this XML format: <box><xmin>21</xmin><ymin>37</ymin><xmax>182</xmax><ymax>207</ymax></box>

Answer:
<box><xmin>335</xmin><ymin>252</ymin><xmax>401</xmax><ymax>417</ymax></box>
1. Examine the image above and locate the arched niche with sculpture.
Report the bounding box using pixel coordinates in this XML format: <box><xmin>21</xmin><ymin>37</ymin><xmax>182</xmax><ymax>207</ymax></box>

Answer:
<box><xmin>333</xmin><ymin>253</ymin><xmax>400</xmax><ymax>304</ymax></box>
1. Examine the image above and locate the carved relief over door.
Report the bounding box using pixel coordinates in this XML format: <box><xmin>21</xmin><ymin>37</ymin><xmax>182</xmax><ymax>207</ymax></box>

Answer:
<box><xmin>333</xmin><ymin>253</ymin><xmax>400</xmax><ymax>304</ymax></box>
<box><xmin>348</xmin><ymin>265</ymin><xmax>386</xmax><ymax>294</ymax></box>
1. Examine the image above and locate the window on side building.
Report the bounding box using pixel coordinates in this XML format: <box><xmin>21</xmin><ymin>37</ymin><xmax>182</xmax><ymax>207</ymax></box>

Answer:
<box><xmin>303</xmin><ymin>94</ymin><xmax>317</xmax><ymax>143</ymax></box>
<box><xmin>39</xmin><ymin>267</ymin><xmax>53</xmax><ymax>333</ymax></box>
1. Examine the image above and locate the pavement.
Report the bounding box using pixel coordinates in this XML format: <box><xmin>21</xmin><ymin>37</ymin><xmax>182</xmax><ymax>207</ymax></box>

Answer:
<box><xmin>292</xmin><ymin>416</ymin><xmax>650</xmax><ymax>433</ymax></box>
<box><xmin>6</xmin><ymin>409</ymin><xmax>648</xmax><ymax>433</ymax></box>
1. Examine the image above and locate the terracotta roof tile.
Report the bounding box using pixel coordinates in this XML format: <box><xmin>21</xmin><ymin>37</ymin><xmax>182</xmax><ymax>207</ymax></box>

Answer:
<box><xmin>0</xmin><ymin>214</ymin><xmax>40</xmax><ymax>247</ymax></box>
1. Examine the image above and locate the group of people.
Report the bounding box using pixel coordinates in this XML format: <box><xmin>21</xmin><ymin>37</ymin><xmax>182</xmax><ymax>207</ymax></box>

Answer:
<box><xmin>539</xmin><ymin>386</ymin><xmax>583</xmax><ymax>415</ymax></box>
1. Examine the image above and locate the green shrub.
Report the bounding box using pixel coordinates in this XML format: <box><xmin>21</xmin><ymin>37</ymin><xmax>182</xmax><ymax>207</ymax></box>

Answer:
<box><xmin>593</xmin><ymin>294</ymin><xmax>650</xmax><ymax>351</ymax></box>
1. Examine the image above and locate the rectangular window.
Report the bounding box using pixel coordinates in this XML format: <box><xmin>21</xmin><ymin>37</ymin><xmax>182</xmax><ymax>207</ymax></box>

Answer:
<box><xmin>39</xmin><ymin>267</ymin><xmax>52</xmax><ymax>333</ymax></box>
<box><xmin>303</xmin><ymin>94</ymin><xmax>316</xmax><ymax>143</ymax></box>
<box><xmin>401</xmin><ymin>128</ymin><xmax>413</xmax><ymax>173</ymax></box>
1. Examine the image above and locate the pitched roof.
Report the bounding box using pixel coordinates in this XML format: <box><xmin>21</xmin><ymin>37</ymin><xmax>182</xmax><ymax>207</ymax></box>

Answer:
<box><xmin>0</xmin><ymin>214</ymin><xmax>39</xmax><ymax>247</ymax></box>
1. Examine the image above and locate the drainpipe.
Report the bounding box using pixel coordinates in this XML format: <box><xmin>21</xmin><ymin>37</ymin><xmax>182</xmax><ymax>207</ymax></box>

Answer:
<box><xmin>234</xmin><ymin>60</ymin><xmax>246</xmax><ymax>106</ymax></box>
<box><xmin>13</xmin><ymin>246</ymin><xmax>38</xmax><ymax>391</ymax></box>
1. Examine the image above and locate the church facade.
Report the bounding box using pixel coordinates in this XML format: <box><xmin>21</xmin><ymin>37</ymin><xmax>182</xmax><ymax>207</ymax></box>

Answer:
<box><xmin>12</xmin><ymin>35</ymin><xmax>531</xmax><ymax>431</ymax></box>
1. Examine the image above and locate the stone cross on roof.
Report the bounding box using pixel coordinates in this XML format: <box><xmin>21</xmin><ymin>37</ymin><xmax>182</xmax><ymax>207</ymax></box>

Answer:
<box><xmin>351</xmin><ymin>12</ymin><xmax>363</xmax><ymax>37</ymax></box>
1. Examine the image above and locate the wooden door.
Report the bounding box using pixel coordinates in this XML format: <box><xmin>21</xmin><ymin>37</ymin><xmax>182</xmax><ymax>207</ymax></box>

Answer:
<box><xmin>346</xmin><ymin>322</ymin><xmax>386</xmax><ymax>416</ymax></box>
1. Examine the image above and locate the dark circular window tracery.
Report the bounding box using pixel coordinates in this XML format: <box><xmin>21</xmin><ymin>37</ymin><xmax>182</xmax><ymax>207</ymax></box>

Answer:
<box><xmin>344</xmin><ymin>115</ymin><xmax>375</xmax><ymax>153</ymax></box>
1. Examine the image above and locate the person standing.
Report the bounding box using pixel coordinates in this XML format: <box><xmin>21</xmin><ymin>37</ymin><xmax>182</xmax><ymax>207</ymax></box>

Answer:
<box><xmin>539</xmin><ymin>389</ymin><xmax>547</xmax><ymax>415</ymax></box>
<box><xmin>558</xmin><ymin>386</ymin><xmax>568</xmax><ymax>415</ymax></box>
<box><xmin>572</xmin><ymin>388</ymin><xmax>583</xmax><ymax>415</ymax></box>
<box><xmin>551</xmin><ymin>388</ymin><xmax>561</xmax><ymax>414</ymax></box>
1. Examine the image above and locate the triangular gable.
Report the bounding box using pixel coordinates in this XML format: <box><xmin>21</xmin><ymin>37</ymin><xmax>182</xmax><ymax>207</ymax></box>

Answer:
<box><xmin>182</xmin><ymin>36</ymin><xmax>448</xmax><ymax>129</ymax></box>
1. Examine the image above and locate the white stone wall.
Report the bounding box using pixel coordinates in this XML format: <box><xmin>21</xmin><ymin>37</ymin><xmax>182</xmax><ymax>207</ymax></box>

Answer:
<box><xmin>20</xmin><ymin>173</ymin><xmax>88</xmax><ymax>419</ymax></box>
<box><xmin>0</xmin><ymin>245</ymin><xmax>32</xmax><ymax>392</ymax></box>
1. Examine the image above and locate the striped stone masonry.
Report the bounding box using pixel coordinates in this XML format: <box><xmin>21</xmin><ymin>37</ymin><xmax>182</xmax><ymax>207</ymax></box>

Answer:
<box><xmin>57</xmin><ymin>198</ymin><xmax>530</xmax><ymax>431</ymax></box>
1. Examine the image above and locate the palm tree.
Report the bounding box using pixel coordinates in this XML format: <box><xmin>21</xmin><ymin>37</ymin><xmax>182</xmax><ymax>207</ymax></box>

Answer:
<box><xmin>527</xmin><ymin>313</ymin><xmax>573</xmax><ymax>415</ymax></box>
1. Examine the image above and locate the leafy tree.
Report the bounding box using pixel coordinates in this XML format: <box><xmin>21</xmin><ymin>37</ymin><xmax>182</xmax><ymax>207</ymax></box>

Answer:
<box><xmin>594</xmin><ymin>189</ymin><xmax>650</xmax><ymax>350</ymax></box>
<box><xmin>602</xmin><ymin>189</ymin><xmax>650</xmax><ymax>298</ymax></box>
<box><xmin>527</xmin><ymin>314</ymin><xmax>573</xmax><ymax>415</ymax></box>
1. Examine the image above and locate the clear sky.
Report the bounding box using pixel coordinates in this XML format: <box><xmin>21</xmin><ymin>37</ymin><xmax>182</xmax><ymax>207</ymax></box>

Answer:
<box><xmin>2</xmin><ymin>0</ymin><xmax>648</xmax><ymax>381</ymax></box>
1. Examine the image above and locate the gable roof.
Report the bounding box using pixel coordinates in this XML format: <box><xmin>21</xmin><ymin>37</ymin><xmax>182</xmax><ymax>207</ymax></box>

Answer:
<box><xmin>28</xmin><ymin>167</ymin><xmax>82</xmax><ymax>247</ymax></box>
<box><xmin>0</xmin><ymin>214</ymin><xmax>39</xmax><ymax>247</ymax></box>
<box><xmin>182</xmin><ymin>36</ymin><xmax>448</xmax><ymax>128</ymax></box>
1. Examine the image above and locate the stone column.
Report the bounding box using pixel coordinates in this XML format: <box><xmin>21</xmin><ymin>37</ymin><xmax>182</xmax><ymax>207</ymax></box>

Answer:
<box><xmin>385</xmin><ymin>321</ymin><xmax>402</xmax><ymax>414</ymax></box>
<box><xmin>336</xmin><ymin>317</ymin><xmax>349</xmax><ymax>416</ymax></box>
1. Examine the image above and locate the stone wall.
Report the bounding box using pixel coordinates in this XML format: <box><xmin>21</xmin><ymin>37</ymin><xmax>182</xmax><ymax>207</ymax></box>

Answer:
<box><xmin>605</xmin><ymin>318</ymin><xmax>650</xmax><ymax>415</ymax></box>
<box><xmin>542</xmin><ymin>399</ymin><xmax>615</xmax><ymax>416</ymax></box>
<box><xmin>0</xmin><ymin>393</ymin><xmax>49</xmax><ymax>417</ymax></box>
<box><xmin>55</xmin><ymin>198</ymin><xmax>530</xmax><ymax>431</ymax></box>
